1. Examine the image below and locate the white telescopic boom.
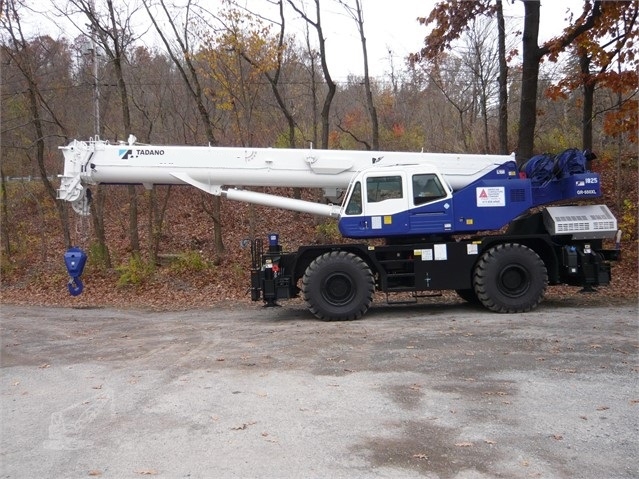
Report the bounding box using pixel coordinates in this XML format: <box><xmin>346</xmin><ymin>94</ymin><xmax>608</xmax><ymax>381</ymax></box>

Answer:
<box><xmin>58</xmin><ymin>137</ymin><xmax>514</xmax><ymax>216</ymax></box>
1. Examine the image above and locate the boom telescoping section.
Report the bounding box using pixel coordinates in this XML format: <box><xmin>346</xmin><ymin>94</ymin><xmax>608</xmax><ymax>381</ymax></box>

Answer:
<box><xmin>57</xmin><ymin>136</ymin><xmax>514</xmax><ymax>227</ymax></box>
<box><xmin>58</xmin><ymin>136</ymin><xmax>620</xmax><ymax>320</ymax></box>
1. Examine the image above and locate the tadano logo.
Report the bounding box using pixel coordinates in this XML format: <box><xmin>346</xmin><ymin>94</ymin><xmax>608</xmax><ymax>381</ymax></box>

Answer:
<box><xmin>118</xmin><ymin>149</ymin><xmax>165</xmax><ymax>159</ymax></box>
<box><xmin>119</xmin><ymin>149</ymin><xmax>134</xmax><ymax>159</ymax></box>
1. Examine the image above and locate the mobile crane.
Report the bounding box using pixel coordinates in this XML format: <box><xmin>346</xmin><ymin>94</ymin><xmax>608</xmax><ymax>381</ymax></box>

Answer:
<box><xmin>58</xmin><ymin>136</ymin><xmax>620</xmax><ymax>320</ymax></box>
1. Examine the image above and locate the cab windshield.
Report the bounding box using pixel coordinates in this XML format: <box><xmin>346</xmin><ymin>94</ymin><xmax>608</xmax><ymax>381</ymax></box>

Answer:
<box><xmin>344</xmin><ymin>181</ymin><xmax>362</xmax><ymax>215</ymax></box>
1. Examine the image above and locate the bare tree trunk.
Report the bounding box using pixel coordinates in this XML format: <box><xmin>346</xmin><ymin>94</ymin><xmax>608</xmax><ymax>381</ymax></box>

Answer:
<box><xmin>89</xmin><ymin>186</ymin><xmax>112</xmax><ymax>268</ymax></box>
<box><xmin>458</xmin><ymin>110</ymin><xmax>469</xmax><ymax>151</ymax></box>
<box><xmin>148</xmin><ymin>188</ymin><xmax>156</xmax><ymax>266</ymax></box>
<box><xmin>497</xmin><ymin>0</ymin><xmax>508</xmax><ymax>154</ymax></box>
<box><xmin>29</xmin><ymin>71</ymin><xmax>72</xmax><ymax>251</ymax></box>
<box><xmin>304</xmin><ymin>28</ymin><xmax>319</xmax><ymax>148</ymax></box>
<box><xmin>481</xmin><ymin>94</ymin><xmax>489</xmax><ymax>154</ymax></box>
<box><xmin>615</xmin><ymin>59</ymin><xmax>624</xmax><ymax>211</ymax></box>
<box><xmin>127</xmin><ymin>186</ymin><xmax>140</xmax><ymax>253</ymax></box>
<box><xmin>516</xmin><ymin>1</ymin><xmax>542</xmax><ymax>164</ymax></box>
<box><xmin>579</xmin><ymin>51</ymin><xmax>594</xmax><ymax>153</ymax></box>
<box><xmin>341</xmin><ymin>0</ymin><xmax>379</xmax><ymax>150</ymax></box>
<box><xmin>288</xmin><ymin>0</ymin><xmax>336</xmax><ymax>149</ymax></box>
<box><xmin>1</xmin><ymin>168</ymin><xmax>11</xmax><ymax>257</ymax></box>
<box><xmin>106</xmin><ymin>0</ymin><xmax>139</xmax><ymax>254</ymax></box>
<box><xmin>148</xmin><ymin>185</ymin><xmax>172</xmax><ymax>265</ymax></box>
<box><xmin>87</xmin><ymin>187</ymin><xmax>110</xmax><ymax>267</ymax></box>
<box><xmin>2</xmin><ymin>4</ymin><xmax>72</xmax><ymax>249</ymax></box>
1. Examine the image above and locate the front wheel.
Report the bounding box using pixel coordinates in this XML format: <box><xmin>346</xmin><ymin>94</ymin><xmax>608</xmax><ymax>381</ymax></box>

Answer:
<box><xmin>302</xmin><ymin>251</ymin><xmax>374</xmax><ymax>321</ymax></box>
<box><xmin>473</xmin><ymin>243</ymin><xmax>547</xmax><ymax>313</ymax></box>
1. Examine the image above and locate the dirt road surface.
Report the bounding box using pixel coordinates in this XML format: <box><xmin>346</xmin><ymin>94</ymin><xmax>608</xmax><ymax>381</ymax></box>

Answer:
<box><xmin>1</xmin><ymin>299</ymin><xmax>638</xmax><ymax>479</ymax></box>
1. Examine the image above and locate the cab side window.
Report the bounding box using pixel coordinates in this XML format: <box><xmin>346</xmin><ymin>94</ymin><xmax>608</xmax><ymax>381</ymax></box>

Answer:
<box><xmin>345</xmin><ymin>181</ymin><xmax>363</xmax><ymax>215</ymax></box>
<box><xmin>366</xmin><ymin>176</ymin><xmax>403</xmax><ymax>203</ymax></box>
<box><xmin>413</xmin><ymin>174</ymin><xmax>446</xmax><ymax>205</ymax></box>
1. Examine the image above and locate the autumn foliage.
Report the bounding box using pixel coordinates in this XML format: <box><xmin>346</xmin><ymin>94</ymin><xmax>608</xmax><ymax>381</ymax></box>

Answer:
<box><xmin>1</xmin><ymin>1</ymin><xmax>637</xmax><ymax>308</ymax></box>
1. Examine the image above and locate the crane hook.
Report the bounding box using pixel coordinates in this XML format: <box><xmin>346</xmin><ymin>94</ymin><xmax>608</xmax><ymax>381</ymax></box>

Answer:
<box><xmin>64</xmin><ymin>247</ymin><xmax>87</xmax><ymax>296</ymax></box>
<box><xmin>67</xmin><ymin>276</ymin><xmax>84</xmax><ymax>296</ymax></box>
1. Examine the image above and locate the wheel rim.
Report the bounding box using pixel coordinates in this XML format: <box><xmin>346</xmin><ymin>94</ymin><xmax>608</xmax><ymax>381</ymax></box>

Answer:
<box><xmin>321</xmin><ymin>272</ymin><xmax>355</xmax><ymax>306</ymax></box>
<box><xmin>498</xmin><ymin>264</ymin><xmax>530</xmax><ymax>297</ymax></box>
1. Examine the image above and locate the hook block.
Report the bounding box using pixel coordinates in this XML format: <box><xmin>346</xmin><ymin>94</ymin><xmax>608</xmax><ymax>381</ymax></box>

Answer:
<box><xmin>64</xmin><ymin>247</ymin><xmax>87</xmax><ymax>278</ymax></box>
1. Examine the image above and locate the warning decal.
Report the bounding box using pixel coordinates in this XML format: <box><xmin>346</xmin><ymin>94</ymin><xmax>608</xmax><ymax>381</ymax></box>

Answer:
<box><xmin>476</xmin><ymin>187</ymin><xmax>505</xmax><ymax>207</ymax></box>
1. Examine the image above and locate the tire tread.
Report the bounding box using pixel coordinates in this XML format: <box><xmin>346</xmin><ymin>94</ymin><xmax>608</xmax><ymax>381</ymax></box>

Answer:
<box><xmin>302</xmin><ymin>251</ymin><xmax>374</xmax><ymax>321</ymax></box>
<box><xmin>473</xmin><ymin>243</ymin><xmax>547</xmax><ymax>313</ymax></box>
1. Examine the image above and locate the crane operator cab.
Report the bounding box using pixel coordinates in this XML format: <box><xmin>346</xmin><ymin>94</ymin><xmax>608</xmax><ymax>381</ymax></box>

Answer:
<box><xmin>338</xmin><ymin>164</ymin><xmax>454</xmax><ymax>238</ymax></box>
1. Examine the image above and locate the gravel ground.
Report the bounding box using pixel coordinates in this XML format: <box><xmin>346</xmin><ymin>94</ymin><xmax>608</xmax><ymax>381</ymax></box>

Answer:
<box><xmin>1</xmin><ymin>299</ymin><xmax>638</xmax><ymax>479</ymax></box>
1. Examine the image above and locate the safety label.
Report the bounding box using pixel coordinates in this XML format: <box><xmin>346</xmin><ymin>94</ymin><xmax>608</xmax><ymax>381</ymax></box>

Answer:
<box><xmin>417</xmin><ymin>244</ymin><xmax>447</xmax><ymax>261</ymax></box>
<box><xmin>476</xmin><ymin>187</ymin><xmax>505</xmax><ymax>207</ymax></box>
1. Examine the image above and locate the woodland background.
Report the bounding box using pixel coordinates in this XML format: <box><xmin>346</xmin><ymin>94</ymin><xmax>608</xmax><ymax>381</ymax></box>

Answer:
<box><xmin>1</xmin><ymin>0</ymin><xmax>637</xmax><ymax>309</ymax></box>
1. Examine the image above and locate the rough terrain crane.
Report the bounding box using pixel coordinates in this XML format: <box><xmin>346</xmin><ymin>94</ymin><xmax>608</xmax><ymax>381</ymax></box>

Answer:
<box><xmin>58</xmin><ymin>136</ymin><xmax>620</xmax><ymax>320</ymax></box>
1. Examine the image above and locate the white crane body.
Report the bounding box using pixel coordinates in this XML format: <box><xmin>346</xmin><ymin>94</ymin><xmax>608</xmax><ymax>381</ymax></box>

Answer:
<box><xmin>57</xmin><ymin>136</ymin><xmax>620</xmax><ymax>320</ymax></box>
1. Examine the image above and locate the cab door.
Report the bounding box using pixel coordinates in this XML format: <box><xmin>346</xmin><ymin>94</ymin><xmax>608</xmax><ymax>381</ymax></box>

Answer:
<box><xmin>409</xmin><ymin>172</ymin><xmax>454</xmax><ymax>233</ymax></box>
<box><xmin>339</xmin><ymin>171</ymin><xmax>410</xmax><ymax>237</ymax></box>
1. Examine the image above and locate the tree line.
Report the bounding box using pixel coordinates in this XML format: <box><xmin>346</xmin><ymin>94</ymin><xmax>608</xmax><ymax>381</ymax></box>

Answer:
<box><xmin>1</xmin><ymin>0</ymin><xmax>637</xmax><ymax>268</ymax></box>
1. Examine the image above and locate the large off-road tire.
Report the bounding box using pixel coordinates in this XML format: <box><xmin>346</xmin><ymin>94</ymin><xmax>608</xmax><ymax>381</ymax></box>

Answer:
<box><xmin>302</xmin><ymin>251</ymin><xmax>374</xmax><ymax>321</ymax></box>
<box><xmin>473</xmin><ymin>243</ymin><xmax>547</xmax><ymax>313</ymax></box>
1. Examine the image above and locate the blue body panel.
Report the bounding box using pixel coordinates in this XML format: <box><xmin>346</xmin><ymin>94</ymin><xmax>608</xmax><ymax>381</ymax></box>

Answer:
<box><xmin>531</xmin><ymin>173</ymin><xmax>601</xmax><ymax>206</ymax></box>
<box><xmin>451</xmin><ymin>177</ymin><xmax>532</xmax><ymax>233</ymax></box>
<box><xmin>338</xmin><ymin>162</ymin><xmax>602</xmax><ymax>239</ymax></box>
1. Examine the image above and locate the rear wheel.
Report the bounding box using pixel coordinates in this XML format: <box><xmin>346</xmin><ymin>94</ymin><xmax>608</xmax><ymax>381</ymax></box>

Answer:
<box><xmin>473</xmin><ymin>243</ymin><xmax>547</xmax><ymax>313</ymax></box>
<box><xmin>302</xmin><ymin>251</ymin><xmax>374</xmax><ymax>321</ymax></box>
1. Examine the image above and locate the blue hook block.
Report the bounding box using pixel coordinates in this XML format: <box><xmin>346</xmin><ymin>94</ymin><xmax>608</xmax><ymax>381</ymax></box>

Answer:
<box><xmin>64</xmin><ymin>247</ymin><xmax>87</xmax><ymax>278</ymax></box>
